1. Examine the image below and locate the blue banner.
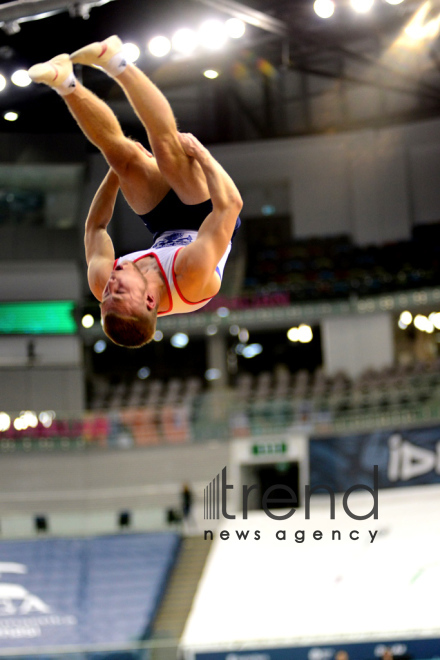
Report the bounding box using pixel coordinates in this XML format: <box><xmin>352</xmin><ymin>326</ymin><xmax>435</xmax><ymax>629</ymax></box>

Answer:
<box><xmin>195</xmin><ymin>638</ymin><xmax>440</xmax><ymax>660</ymax></box>
<box><xmin>310</xmin><ymin>424</ymin><xmax>440</xmax><ymax>491</ymax></box>
<box><xmin>0</xmin><ymin>533</ymin><xmax>179</xmax><ymax>648</ymax></box>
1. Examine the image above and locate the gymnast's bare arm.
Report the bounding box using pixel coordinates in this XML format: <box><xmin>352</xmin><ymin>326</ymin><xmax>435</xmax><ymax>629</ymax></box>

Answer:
<box><xmin>85</xmin><ymin>168</ymin><xmax>118</xmax><ymax>301</ymax></box>
<box><xmin>174</xmin><ymin>133</ymin><xmax>243</xmax><ymax>301</ymax></box>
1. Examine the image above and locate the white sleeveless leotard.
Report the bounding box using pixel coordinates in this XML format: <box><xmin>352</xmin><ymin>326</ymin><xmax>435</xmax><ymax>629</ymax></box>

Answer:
<box><xmin>114</xmin><ymin>230</ymin><xmax>231</xmax><ymax>316</ymax></box>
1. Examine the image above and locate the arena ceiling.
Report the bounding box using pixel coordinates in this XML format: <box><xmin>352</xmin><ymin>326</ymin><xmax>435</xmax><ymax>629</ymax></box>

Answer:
<box><xmin>1</xmin><ymin>0</ymin><xmax>440</xmax><ymax>143</ymax></box>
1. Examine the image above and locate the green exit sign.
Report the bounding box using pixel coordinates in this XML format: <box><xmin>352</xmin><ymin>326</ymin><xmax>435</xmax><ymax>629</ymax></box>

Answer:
<box><xmin>252</xmin><ymin>442</ymin><xmax>287</xmax><ymax>456</ymax></box>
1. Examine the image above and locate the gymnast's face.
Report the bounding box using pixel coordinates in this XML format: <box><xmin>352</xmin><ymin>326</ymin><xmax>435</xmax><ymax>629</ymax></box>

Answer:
<box><xmin>101</xmin><ymin>261</ymin><xmax>154</xmax><ymax>317</ymax></box>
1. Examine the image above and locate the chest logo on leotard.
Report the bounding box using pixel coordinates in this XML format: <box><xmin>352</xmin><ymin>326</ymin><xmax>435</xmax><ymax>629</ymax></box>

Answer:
<box><xmin>152</xmin><ymin>232</ymin><xmax>194</xmax><ymax>249</ymax></box>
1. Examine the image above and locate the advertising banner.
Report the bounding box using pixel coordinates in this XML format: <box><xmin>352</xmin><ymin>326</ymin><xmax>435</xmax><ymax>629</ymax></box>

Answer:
<box><xmin>310</xmin><ymin>424</ymin><xmax>440</xmax><ymax>491</ymax></box>
<box><xmin>195</xmin><ymin>638</ymin><xmax>440</xmax><ymax>660</ymax></box>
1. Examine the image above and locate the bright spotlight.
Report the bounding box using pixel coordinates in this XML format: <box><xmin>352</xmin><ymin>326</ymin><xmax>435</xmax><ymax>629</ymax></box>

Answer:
<box><xmin>225</xmin><ymin>18</ymin><xmax>246</xmax><ymax>38</ymax></box>
<box><xmin>287</xmin><ymin>327</ymin><xmax>299</xmax><ymax>342</ymax></box>
<box><xmin>81</xmin><ymin>314</ymin><xmax>94</xmax><ymax>329</ymax></box>
<box><xmin>429</xmin><ymin>312</ymin><xmax>440</xmax><ymax>330</ymax></box>
<box><xmin>199</xmin><ymin>20</ymin><xmax>228</xmax><ymax>50</ymax></box>
<box><xmin>4</xmin><ymin>111</ymin><xmax>18</xmax><ymax>122</ymax></box>
<box><xmin>39</xmin><ymin>411</ymin><xmax>55</xmax><ymax>428</ymax></box>
<box><xmin>171</xmin><ymin>332</ymin><xmax>189</xmax><ymax>348</ymax></box>
<box><xmin>314</xmin><ymin>0</ymin><xmax>335</xmax><ymax>18</ymax></box>
<box><xmin>172</xmin><ymin>28</ymin><xmax>198</xmax><ymax>54</ymax></box>
<box><xmin>203</xmin><ymin>69</ymin><xmax>219</xmax><ymax>79</ymax></box>
<box><xmin>351</xmin><ymin>0</ymin><xmax>374</xmax><ymax>12</ymax></box>
<box><xmin>399</xmin><ymin>310</ymin><xmax>412</xmax><ymax>326</ymax></box>
<box><xmin>15</xmin><ymin>411</ymin><xmax>38</xmax><ymax>430</ymax></box>
<box><xmin>385</xmin><ymin>0</ymin><xmax>404</xmax><ymax>5</ymax></box>
<box><xmin>148</xmin><ymin>35</ymin><xmax>171</xmax><ymax>58</ymax></box>
<box><xmin>123</xmin><ymin>42</ymin><xmax>141</xmax><ymax>63</ymax></box>
<box><xmin>0</xmin><ymin>412</ymin><xmax>11</xmax><ymax>432</ymax></box>
<box><xmin>404</xmin><ymin>2</ymin><xmax>440</xmax><ymax>40</ymax></box>
<box><xmin>298</xmin><ymin>324</ymin><xmax>313</xmax><ymax>343</ymax></box>
<box><xmin>13</xmin><ymin>417</ymin><xmax>23</xmax><ymax>431</ymax></box>
<box><xmin>414</xmin><ymin>314</ymin><xmax>434</xmax><ymax>333</ymax></box>
<box><xmin>11</xmin><ymin>69</ymin><xmax>31</xmax><ymax>87</ymax></box>
<box><xmin>0</xmin><ymin>75</ymin><xmax>6</xmax><ymax>92</ymax></box>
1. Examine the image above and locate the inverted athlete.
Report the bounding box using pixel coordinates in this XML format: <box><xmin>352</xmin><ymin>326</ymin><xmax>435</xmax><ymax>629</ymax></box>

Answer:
<box><xmin>28</xmin><ymin>36</ymin><xmax>242</xmax><ymax>348</ymax></box>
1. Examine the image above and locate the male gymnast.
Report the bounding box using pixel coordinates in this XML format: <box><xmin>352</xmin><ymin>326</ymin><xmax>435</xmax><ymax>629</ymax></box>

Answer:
<box><xmin>28</xmin><ymin>36</ymin><xmax>242</xmax><ymax>348</ymax></box>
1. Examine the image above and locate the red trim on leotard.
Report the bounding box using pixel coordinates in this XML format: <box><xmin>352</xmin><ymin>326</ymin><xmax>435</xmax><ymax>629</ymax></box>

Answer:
<box><xmin>99</xmin><ymin>44</ymin><xmax>108</xmax><ymax>58</ymax></box>
<box><xmin>171</xmin><ymin>247</ymin><xmax>218</xmax><ymax>306</ymax></box>
<box><xmin>116</xmin><ymin>253</ymin><xmax>173</xmax><ymax>315</ymax></box>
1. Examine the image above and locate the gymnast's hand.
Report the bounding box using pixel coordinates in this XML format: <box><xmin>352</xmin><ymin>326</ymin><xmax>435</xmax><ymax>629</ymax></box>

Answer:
<box><xmin>178</xmin><ymin>132</ymin><xmax>210</xmax><ymax>163</ymax></box>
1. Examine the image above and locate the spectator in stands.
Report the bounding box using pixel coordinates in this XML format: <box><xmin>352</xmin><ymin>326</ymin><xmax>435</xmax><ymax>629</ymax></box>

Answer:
<box><xmin>181</xmin><ymin>483</ymin><xmax>195</xmax><ymax>533</ymax></box>
<box><xmin>28</xmin><ymin>36</ymin><xmax>242</xmax><ymax>348</ymax></box>
<box><xmin>335</xmin><ymin>651</ymin><xmax>349</xmax><ymax>660</ymax></box>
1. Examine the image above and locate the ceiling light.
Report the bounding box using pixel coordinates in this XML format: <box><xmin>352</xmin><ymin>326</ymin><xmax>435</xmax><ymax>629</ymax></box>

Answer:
<box><xmin>94</xmin><ymin>339</ymin><xmax>107</xmax><ymax>353</ymax></box>
<box><xmin>404</xmin><ymin>2</ymin><xmax>440</xmax><ymax>40</ymax></box>
<box><xmin>81</xmin><ymin>314</ymin><xmax>94</xmax><ymax>329</ymax></box>
<box><xmin>199</xmin><ymin>20</ymin><xmax>228</xmax><ymax>50</ymax></box>
<box><xmin>216</xmin><ymin>307</ymin><xmax>230</xmax><ymax>318</ymax></box>
<box><xmin>399</xmin><ymin>310</ymin><xmax>412</xmax><ymax>325</ymax></box>
<box><xmin>0</xmin><ymin>75</ymin><xmax>6</xmax><ymax>92</ymax></box>
<box><xmin>314</xmin><ymin>0</ymin><xmax>335</xmax><ymax>18</ymax></box>
<box><xmin>11</xmin><ymin>69</ymin><xmax>31</xmax><ymax>87</ymax></box>
<box><xmin>123</xmin><ymin>42</ymin><xmax>141</xmax><ymax>63</ymax></box>
<box><xmin>39</xmin><ymin>411</ymin><xmax>55</xmax><ymax>428</ymax></box>
<box><xmin>153</xmin><ymin>330</ymin><xmax>163</xmax><ymax>342</ymax></box>
<box><xmin>148</xmin><ymin>35</ymin><xmax>171</xmax><ymax>58</ymax></box>
<box><xmin>171</xmin><ymin>332</ymin><xmax>189</xmax><ymax>348</ymax></box>
<box><xmin>3</xmin><ymin>111</ymin><xmax>18</xmax><ymax>122</ymax></box>
<box><xmin>242</xmin><ymin>343</ymin><xmax>263</xmax><ymax>358</ymax></box>
<box><xmin>206</xmin><ymin>324</ymin><xmax>218</xmax><ymax>335</ymax></box>
<box><xmin>205</xmin><ymin>368</ymin><xmax>222</xmax><ymax>380</ymax></box>
<box><xmin>298</xmin><ymin>324</ymin><xmax>313</xmax><ymax>343</ymax></box>
<box><xmin>414</xmin><ymin>314</ymin><xmax>434</xmax><ymax>333</ymax></box>
<box><xmin>287</xmin><ymin>327</ymin><xmax>299</xmax><ymax>342</ymax></box>
<box><xmin>238</xmin><ymin>328</ymin><xmax>249</xmax><ymax>342</ymax></box>
<box><xmin>225</xmin><ymin>18</ymin><xmax>246</xmax><ymax>38</ymax></box>
<box><xmin>203</xmin><ymin>69</ymin><xmax>219</xmax><ymax>79</ymax></box>
<box><xmin>385</xmin><ymin>0</ymin><xmax>404</xmax><ymax>5</ymax></box>
<box><xmin>137</xmin><ymin>367</ymin><xmax>151</xmax><ymax>380</ymax></box>
<box><xmin>172</xmin><ymin>28</ymin><xmax>198</xmax><ymax>54</ymax></box>
<box><xmin>351</xmin><ymin>0</ymin><xmax>374</xmax><ymax>13</ymax></box>
<box><xmin>14</xmin><ymin>411</ymin><xmax>38</xmax><ymax>431</ymax></box>
<box><xmin>0</xmin><ymin>412</ymin><xmax>11</xmax><ymax>432</ymax></box>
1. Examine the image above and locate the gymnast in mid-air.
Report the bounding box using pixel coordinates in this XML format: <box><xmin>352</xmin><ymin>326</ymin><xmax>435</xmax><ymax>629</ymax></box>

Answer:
<box><xmin>29</xmin><ymin>35</ymin><xmax>242</xmax><ymax>348</ymax></box>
